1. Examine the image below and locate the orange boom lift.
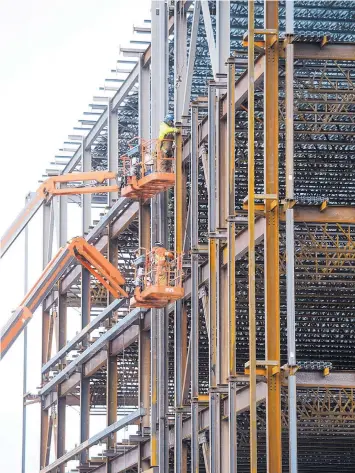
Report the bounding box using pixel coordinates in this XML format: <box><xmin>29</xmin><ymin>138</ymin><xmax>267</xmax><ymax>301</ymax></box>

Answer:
<box><xmin>0</xmin><ymin>237</ymin><xmax>128</xmax><ymax>359</ymax></box>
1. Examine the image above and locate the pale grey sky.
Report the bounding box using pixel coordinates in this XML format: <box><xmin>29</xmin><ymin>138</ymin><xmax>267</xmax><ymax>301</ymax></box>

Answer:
<box><xmin>0</xmin><ymin>1</ymin><xmax>150</xmax><ymax>471</ymax></box>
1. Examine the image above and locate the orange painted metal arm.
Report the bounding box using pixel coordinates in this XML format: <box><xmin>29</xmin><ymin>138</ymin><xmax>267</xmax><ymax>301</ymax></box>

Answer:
<box><xmin>1</xmin><ymin>171</ymin><xmax>119</xmax><ymax>259</ymax></box>
<box><xmin>68</xmin><ymin>237</ymin><xmax>128</xmax><ymax>299</ymax></box>
<box><xmin>1</xmin><ymin>236</ymin><xmax>128</xmax><ymax>359</ymax></box>
<box><xmin>40</xmin><ymin>171</ymin><xmax>119</xmax><ymax>198</ymax></box>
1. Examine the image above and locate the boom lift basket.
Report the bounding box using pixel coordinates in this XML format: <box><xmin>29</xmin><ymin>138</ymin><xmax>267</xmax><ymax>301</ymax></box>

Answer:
<box><xmin>130</xmin><ymin>248</ymin><xmax>184</xmax><ymax>308</ymax></box>
<box><xmin>120</xmin><ymin>138</ymin><xmax>176</xmax><ymax>200</ymax></box>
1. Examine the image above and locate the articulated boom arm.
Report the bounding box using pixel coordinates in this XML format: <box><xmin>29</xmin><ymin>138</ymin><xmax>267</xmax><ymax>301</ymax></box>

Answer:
<box><xmin>0</xmin><ymin>236</ymin><xmax>127</xmax><ymax>359</ymax></box>
<box><xmin>0</xmin><ymin>171</ymin><xmax>118</xmax><ymax>259</ymax></box>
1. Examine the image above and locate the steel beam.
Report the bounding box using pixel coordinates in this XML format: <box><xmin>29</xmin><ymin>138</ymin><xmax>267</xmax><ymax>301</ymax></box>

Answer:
<box><xmin>42</xmin><ymin>300</ymin><xmax>123</xmax><ymax>374</ymax></box>
<box><xmin>216</xmin><ymin>0</ymin><xmax>230</xmax><ymax>75</ymax></box>
<box><xmin>182</xmin><ymin>1</ymin><xmax>200</xmax><ymax>118</ymax></box>
<box><xmin>40</xmin><ymin>308</ymin><xmax>142</xmax><ymax>396</ymax></box>
<box><xmin>93</xmin><ymin>383</ymin><xmax>268</xmax><ymax>473</ymax></box>
<box><xmin>40</xmin><ymin>409</ymin><xmax>146</xmax><ymax>473</ymax></box>
<box><xmin>174</xmin><ymin>1</ymin><xmax>187</xmax><ymax>120</ymax></box>
<box><xmin>200</xmin><ymin>0</ymin><xmax>217</xmax><ymax>77</ymax></box>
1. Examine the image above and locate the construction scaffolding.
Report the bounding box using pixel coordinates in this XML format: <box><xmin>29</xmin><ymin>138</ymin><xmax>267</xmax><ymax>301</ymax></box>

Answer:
<box><xmin>2</xmin><ymin>1</ymin><xmax>355</xmax><ymax>472</ymax></box>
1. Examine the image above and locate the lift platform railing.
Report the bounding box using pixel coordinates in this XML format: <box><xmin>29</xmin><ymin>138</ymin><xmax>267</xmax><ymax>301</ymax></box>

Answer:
<box><xmin>120</xmin><ymin>138</ymin><xmax>175</xmax><ymax>179</ymax></box>
<box><xmin>0</xmin><ymin>171</ymin><xmax>119</xmax><ymax>259</ymax></box>
<box><xmin>0</xmin><ymin>236</ymin><xmax>128</xmax><ymax>359</ymax></box>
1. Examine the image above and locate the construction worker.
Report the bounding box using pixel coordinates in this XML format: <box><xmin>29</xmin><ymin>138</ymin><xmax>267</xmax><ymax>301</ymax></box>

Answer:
<box><xmin>133</xmin><ymin>251</ymin><xmax>146</xmax><ymax>290</ymax></box>
<box><xmin>151</xmin><ymin>241</ymin><xmax>174</xmax><ymax>286</ymax></box>
<box><xmin>129</xmin><ymin>154</ymin><xmax>141</xmax><ymax>179</ymax></box>
<box><xmin>158</xmin><ymin>113</ymin><xmax>180</xmax><ymax>171</ymax></box>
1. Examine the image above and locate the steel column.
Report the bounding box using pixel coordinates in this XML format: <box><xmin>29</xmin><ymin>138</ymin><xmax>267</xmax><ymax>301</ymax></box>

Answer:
<box><xmin>227</xmin><ymin>57</ymin><xmax>237</xmax><ymax>473</ymax></box>
<box><xmin>174</xmin><ymin>120</ymin><xmax>184</xmax><ymax>473</ymax></box>
<box><xmin>56</xmin><ymin>189</ymin><xmax>67</xmax><ymax>473</ymax></box>
<box><xmin>285</xmin><ymin>1</ymin><xmax>297</xmax><ymax>472</ymax></box>
<box><xmin>138</xmin><ymin>202</ymin><xmax>151</xmax><ymax>471</ymax></box>
<box><xmin>21</xmin><ymin>195</ymin><xmax>30</xmax><ymax>473</ymax></box>
<box><xmin>80</xmin><ymin>139</ymin><xmax>91</xmax><ymax>465</ymax></box>
<box><xmin>108</xmin><ymin>99</ymin><xmax>119</xmax><ymax>206</ymax></box>
<box><xmin>264</xmin><ymin>1</ymin><xmax>282</xmax><ymax>471</ymax></box>
<box><xmin>106</xmin><ymin>233</ymin><xmax>118</xmax><ymax>462</ymax></box>
<box><xmin>174</xmin><ymin>4</ymin><xmax>186</xmax><ymax>471</ymax></box>
<box><xmin>151</xmin><ymin>3</ymin><xmax>169</xmax><ymax>470</ymax></box>
<box><xmin>40</xmin><ymin>203</ymin><xmax>52</xmax><ymax>468</ymax></box>
<box><xmin>248</xmin><ymin>3</ymin><xmax>257</xmax><ymax>472</ymax></box>
<box><xmin>191</xmin><ymin>103</ymin><xmax>199</xmax><ymax>473</ymax></box>
<box><xmin>208</xmin><ymin>81</ymin><xmax>219</xmax><ymax>473</ymax></box>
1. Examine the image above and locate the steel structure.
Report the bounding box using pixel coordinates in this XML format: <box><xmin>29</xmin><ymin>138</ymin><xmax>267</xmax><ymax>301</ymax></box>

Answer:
<box><xmin>2</xmin><ymin>1</ymin><xmax>355</xmax><ymax>472</ymax></box>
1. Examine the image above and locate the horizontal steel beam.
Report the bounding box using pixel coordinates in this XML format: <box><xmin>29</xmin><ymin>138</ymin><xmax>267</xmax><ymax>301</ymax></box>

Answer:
<box><xmin>42</xmin><ymin>299</ymin><xmax>124</xmax><ymax>374</ymax></box>
<box><xmin>40</xmin><ymin>308</ymin><xmax>143</xmax><ymax>395</ymax></box>
<box><xmin>40</xmin><ymin>408</ymin><xmax>145</xmax><ymax>473</ymax></box>
<box><xmin>291</xmin><ymin>205</ymin><xmax>355</xmax><ymax>224</ymax></box>
<box><xmin>93</xmin><ymin>383</ymin><xmax>268</xmax><ymax>473</ymax></box>
<box><xmin>292</xmin><ymin>42</ymin><xmax>355</xmax><ymax>61</ymax></box>
<box><xmin>292</xmin><ymin>371</ymin><xmax>355</xmax><ymax>388</ymax></box>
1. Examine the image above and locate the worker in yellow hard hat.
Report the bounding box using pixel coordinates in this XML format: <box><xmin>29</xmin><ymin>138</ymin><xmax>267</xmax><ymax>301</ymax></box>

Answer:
<box><xmin>158</xmin><ymin>113</ymin><xmax>180</xmax><ymax>172</ymax></box>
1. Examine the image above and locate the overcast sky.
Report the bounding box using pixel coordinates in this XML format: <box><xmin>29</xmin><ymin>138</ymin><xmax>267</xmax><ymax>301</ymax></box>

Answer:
<box><xmin>0</xmin><ymin>1</ymin><xmax>150</xmax><ymax>471</ymax></box>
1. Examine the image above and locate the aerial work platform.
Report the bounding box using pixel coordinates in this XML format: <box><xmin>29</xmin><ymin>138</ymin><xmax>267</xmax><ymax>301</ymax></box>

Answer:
<box><xmin>120</xmin><ymin>138</ymin><xmax>176</xmax><ymax>200</ymax></box>
<box><xmin>129</xmin><ymin>248</ymin><xmax>184</xmax><ymax>309</ymax></box>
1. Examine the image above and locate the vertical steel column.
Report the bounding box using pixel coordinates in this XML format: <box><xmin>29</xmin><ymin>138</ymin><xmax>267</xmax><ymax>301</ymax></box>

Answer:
<box><xmin>139</xmin><ymin>58</ymin><xmax>151</xmax><ymax>141</ymax></box>
<box><xmin>106</xmin><ymin>233</ymin><xmax>118</xmax><ymax>466</ymax></box>
<box><xmin>174</xmin><ymin>4</ymin><xmax>187</xmax><ymax>473</ymax></box>
<box><xmin>264</xmin><ymin>1</ymin><xmax>282</xmax><ymax>471</ymax></box>
<box><xmin>108</xmin><ymin>100</ymin><xmax>119</xmax><ymax>206</ymax></box>
<box><xmin>22</xmin><ymin>195</ymin><xmax>29</xmax><ymax>473</ymax></box>
<box><xmin>57</xmin><ymin>191</ymin><xmax>67</xmax><ymax>473</ymax></box>
<box><xmin>227</xmin><ymin>57</ymin><xmax>237</xmax><ymax>473</ymax></box>
<box><xmin>247</xmin><ymin>3</ymin><xmax>257</xmax><ymax>472</ymax></box>
<box><xmin>138</xmin><ymin>54</ymin><xmax>152</xmax><ymax>472</ymax></box>
<box><xmin>80</xmin><ymin>141</ymin><xmax>91</xmax><ymax>465</ymax></box>
<box><xmin>208</xmin><ymin>82</ymin><xmax>219</xmax><ymax>473</ymax></box>
<box><xmin>174</xmin><ymin>120</ymin><xmax>184</xmax><ymax>473</ymax></box>
<box><xmin>107</xmin><ymin>99</ymin><xmax>119</xmax><ymax>469</ymax></box>
<box><xmin>151</xmin><ymin>2</ymin><xmax>168</xmax><ymax>470</ymax></box>
<box><xmin>285</xmin><ymin>2</ymin><xmax>298</xmax><ymax>472</ymax></box>
<box><xmin>190</xmin><ymin>103</ymin><xmax>199</xmax><ymax>473</ymax></box>
<box><xmin>40</xmin><ymin>202</ymin><xmax>52</xmax><ymax>468</ymax></box>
